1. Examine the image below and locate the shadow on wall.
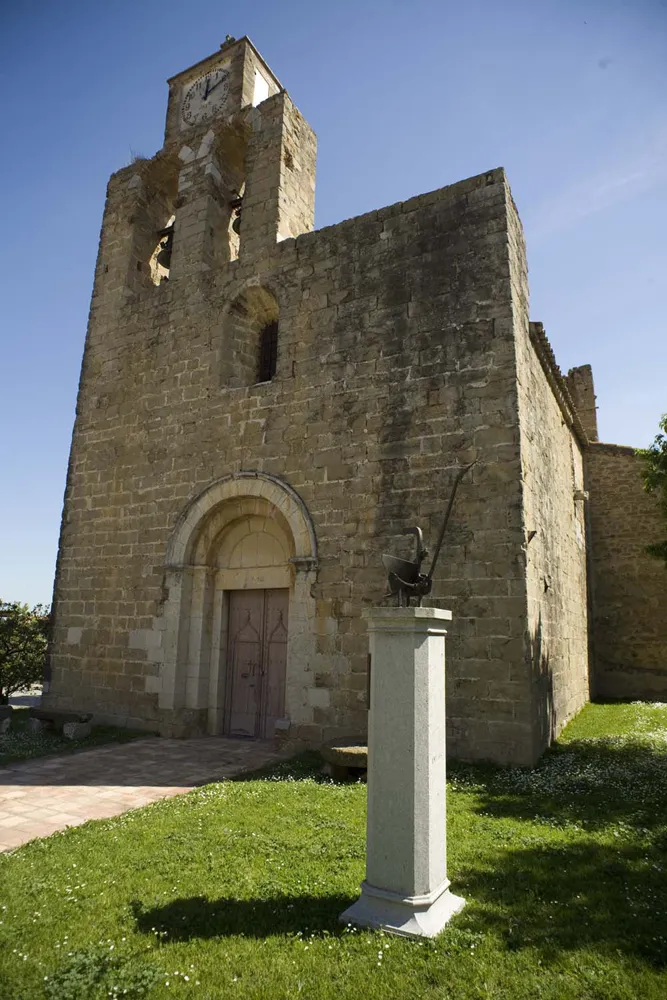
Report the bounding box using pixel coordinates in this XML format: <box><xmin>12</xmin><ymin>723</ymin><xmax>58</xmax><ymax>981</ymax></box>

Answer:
<box><xmin>529</xmin><ymin>614</ymin><xmax>556</xmax><ymax>760</ymax></box>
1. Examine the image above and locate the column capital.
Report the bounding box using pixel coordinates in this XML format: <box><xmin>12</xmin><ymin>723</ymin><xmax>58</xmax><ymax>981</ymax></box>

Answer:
<box><xmin>289</xmin><ymin>556</ymin><xmax>318</xmax><ymax>574</ymax></box>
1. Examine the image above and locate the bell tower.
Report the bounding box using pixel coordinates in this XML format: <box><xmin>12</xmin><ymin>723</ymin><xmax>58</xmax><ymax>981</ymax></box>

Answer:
<box><xmin>87</xmin><ymin>36</ymin><xmax>316</xmax><ymax>297</ymax></box>
<box><xmin>44</xmin><ymin>37</ymin><xmax>318</xmax><ymax>729</ymax></box>
<box><xmin>158</xmin><ymin>36</ymin><xmax>317</xmax><ymax>275</ymax></box>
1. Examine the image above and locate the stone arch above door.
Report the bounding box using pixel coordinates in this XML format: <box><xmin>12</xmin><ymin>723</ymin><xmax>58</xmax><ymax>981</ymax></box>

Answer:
<box><xmin>155</xmin><ymin>472</ymin><xmax>318</xmax><ymax>737</ymax></box>
<box><xmin>166</xmin><ymin>471</ymin><xmax>317</xmax><ymax>569</ymax></box>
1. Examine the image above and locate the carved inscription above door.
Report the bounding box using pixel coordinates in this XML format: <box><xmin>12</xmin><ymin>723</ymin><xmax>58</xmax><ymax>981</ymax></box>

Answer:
<box><xmin>225</xmin><ymin>589</ymin><xmax>289</xmax><ymax>738</ymax></box>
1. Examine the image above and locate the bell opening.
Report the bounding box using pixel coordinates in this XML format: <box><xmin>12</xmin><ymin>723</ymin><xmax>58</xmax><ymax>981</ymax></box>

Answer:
<box><xmin>149</xmin><ymin>215</ymin><xmax>176</xmax><ymax>285</ymax></box>
<box><xmin>228</xmin><ymin>184</ymin><xmax>244</xmax><ymax>261</ymax></box>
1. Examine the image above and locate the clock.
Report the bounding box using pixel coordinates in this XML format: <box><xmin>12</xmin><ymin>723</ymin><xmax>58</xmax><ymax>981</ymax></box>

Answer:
<box><xmin>181</xmin><ymin>68</ymin><xmax>230</xmax><ymax>126</ymax></box>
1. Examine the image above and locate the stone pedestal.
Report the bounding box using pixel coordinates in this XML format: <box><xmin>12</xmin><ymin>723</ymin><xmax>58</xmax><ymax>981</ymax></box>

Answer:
<box><xmin>341</xmin><ymin>607</ymin><xmax>465</xmax><ymax>937</ymax></box>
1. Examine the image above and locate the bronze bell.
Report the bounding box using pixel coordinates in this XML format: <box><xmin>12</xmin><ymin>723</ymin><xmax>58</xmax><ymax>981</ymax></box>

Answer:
<box><xmin>230</xmin><ymin>196</ymin><xmax>243</xmax><ymax>236</ymax></box>
<box><xmin>156</xmin><ymin>224</ymin><xmax>174</xmax><ymax>270</ymax></box>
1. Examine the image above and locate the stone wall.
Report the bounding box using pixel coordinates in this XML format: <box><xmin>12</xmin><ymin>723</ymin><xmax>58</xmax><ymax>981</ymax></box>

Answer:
<box><xmin>514</xmin><ymin>317</ymin><xmax>590</xmax><ymax>761</ymax></box>
<box><xmin>46</xmin><ymin>156</ymin><xmax>547</xmax><ymax>763</ymax></box>
<box><xmin>45</xmin><ymin>41</ymin><xmax>605</xmax><ymax>765</ymax></box>
<box><xmin>565</xmin><ymin>365</ymin><xmax>598</xmax><ymax>442</ymax></box>
<box><xmin>587</xmin><ymin>443</ymin><xmax>667</xmax><ymax>698</ymax></box>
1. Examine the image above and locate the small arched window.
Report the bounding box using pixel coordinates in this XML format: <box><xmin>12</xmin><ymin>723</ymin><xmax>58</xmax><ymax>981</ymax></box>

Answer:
<box><xmin>223</xmin><ymin>286</ymin><xmax>280</xmax><ymax>387</ymax></box>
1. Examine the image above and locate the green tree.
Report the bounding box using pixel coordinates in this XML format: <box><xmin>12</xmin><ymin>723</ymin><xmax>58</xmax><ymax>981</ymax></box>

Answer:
<box><xmin>0</xmin><ymin>601</ymin><xmax>50</xmax><ymax>704</ymax></box>
<box><xmin>638</xmin><ymin>414</ymin><xmax>667</xmax><ymax>568</ymax></box>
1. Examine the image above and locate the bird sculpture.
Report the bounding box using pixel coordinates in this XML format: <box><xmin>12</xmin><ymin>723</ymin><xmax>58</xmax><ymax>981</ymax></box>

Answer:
<box><xmin>382</xmin><ymin>462</ymin><xmax>476</xmax><ymax>606</ymax></box>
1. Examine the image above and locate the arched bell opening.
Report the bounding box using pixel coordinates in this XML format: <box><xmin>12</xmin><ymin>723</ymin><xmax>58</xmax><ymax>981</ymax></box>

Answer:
<box><xmin>158</xmin><ymin>473</ymin><xmax>317</xmax><ymax>739</ymax></box>
<box><xmin>149</xmin><ymin>214</ymin><xmax>176</xmax><ymax>285</ymax></box>
<box><xmin>228</xmin><ymin>181</ymin><xmax>245</xmax><ymax>262</ymax></box>
<box><xmin>123</xmin><ymin>152</ymin><xmax>179</xmax><ymax>290</ymax></box>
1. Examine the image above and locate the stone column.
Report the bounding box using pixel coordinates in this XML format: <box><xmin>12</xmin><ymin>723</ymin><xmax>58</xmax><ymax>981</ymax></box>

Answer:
<box><xmin>341</xmin><ymin>607</ymin><xmax>465</xmax><ymax>938</ymax></box>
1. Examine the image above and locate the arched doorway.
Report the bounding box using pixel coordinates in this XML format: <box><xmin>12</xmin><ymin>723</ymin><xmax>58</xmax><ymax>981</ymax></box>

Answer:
<box><xmin>158</xmin><ymin>473</ymin><xmax>317</xmax><ymax>738</ymax></box>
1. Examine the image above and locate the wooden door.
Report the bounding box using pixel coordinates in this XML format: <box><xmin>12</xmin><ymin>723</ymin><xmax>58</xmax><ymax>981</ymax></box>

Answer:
<box><xmin>225</xmin><ymin>589</ymin><xmax>289</xmax><ymax>739</ymax></box>
<box><xmin>261</xmin><ymin>589</ymin><xmax>289</xmax><ymax>739</ymax></box>
<box><xmin>226</xmin><ymin>590</ymin><xmax>263</xmax><ymax>738</ymax></box>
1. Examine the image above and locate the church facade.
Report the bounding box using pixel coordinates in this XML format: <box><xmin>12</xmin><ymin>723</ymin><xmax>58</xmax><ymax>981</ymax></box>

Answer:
<box><xmin>44</xmin><ymin>38</ymin><xmax>666</xmax><ymax>766</ymax></box>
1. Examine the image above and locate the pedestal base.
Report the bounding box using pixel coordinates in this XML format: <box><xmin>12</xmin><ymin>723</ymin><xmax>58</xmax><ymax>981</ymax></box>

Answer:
<box><xmin>340</xmin><ymin>879</ymin><xmax>465</xmax><ymax>939</ymax></box>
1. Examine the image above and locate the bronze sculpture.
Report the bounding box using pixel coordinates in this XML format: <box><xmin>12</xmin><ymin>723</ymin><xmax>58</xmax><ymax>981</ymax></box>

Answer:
<box><xmin>382</xmin><ymin>462</ymin><xmax>476</xmax><ymax>606</ymax></box>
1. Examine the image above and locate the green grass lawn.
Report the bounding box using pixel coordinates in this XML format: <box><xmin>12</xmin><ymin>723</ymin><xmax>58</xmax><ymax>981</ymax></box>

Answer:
<box><xmin>1</xmin><ymin>701</ymin><xmax>667</xmax><ymax>999</ymax></box>
<box><xmin>0</xmin><ymin>709</ymin><xmax>148</xmax><ymax>767</ymax></box>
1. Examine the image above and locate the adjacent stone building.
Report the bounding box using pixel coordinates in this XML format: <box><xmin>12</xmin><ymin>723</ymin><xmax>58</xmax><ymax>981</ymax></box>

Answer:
<box><xmin>43</xmin><ymin>37</ymin><xmax>666</xmax><ymax>765</ymax></box>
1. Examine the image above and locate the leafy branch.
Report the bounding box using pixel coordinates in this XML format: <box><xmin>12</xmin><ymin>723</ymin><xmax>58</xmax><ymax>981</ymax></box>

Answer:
<box><xmin>0</xmin><ymin>600</ymin><xmax>50</xmax><ymax>703</ymax></box>
<box><xmin>637</xmin><ymin>413</ymin><xmax>667</xmax><ymax>568</ymax></box>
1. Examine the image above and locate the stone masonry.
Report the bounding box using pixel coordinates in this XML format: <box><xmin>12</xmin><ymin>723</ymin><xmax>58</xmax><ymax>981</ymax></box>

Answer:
<box><xmin>586</xmin><ymin>442</ymin><xmax>667</xmax><ymax>699</ymax></box>
<box><xmin>43</xmin><ymin>37</ymin><xmax>665</xmax><ymax>766</ymax></box>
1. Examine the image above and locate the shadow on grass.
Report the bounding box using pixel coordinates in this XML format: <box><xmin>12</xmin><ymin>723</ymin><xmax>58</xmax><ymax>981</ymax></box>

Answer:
<box><xmin>459</xmin><ymin>837</ymin><xmax>667</xmax><ymax>968</ymax></box>
<box><xmin>131</xmin><ymin>893</ymin><xmax>355</xmax><ymax>940</ymax></box>
<box><xmin>0</xmin><ymin>708</ymin><xmax>149</xmax><ymax>771</ymax></box>
<box><xmin>464</xmin><ymin>738</ymin><xmax>667</xmax><ymax>831</ymax></box>
<box><xmin>447</xmin><ymin>734</ymin><xmax>667</xmax><ymax>969</ymax></box>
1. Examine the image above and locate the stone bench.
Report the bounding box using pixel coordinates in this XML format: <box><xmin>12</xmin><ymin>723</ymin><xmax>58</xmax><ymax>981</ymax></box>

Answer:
<box><xmin>320</xmin><ymin>741</ymin><xmax>368</xmax><ymax>782</ymax></box>
<box><xmin>28</xmin><ymin>709</ymin><xmax>93</xmax><ymax>740</ymax></box>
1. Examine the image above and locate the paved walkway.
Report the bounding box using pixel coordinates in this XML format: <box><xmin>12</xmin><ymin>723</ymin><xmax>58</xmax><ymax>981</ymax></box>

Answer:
<box><xmin>0</xmin><ymin>738</ymin><xmax>285</xmax><ymax>852</ymax></box>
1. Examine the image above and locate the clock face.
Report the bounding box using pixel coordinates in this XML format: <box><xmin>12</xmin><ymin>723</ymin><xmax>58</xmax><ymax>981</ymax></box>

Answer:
<box><xmin>181</xmin><ymin>68</ymin><xmax>230</xmax><ymax>126</ymax></box>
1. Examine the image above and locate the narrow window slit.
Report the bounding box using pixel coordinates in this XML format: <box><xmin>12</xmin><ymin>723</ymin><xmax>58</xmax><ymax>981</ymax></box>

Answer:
<box><xmin>258</xmin><ymin>320</ymin><xmax>278</xmax><ymax>382</ymax></box>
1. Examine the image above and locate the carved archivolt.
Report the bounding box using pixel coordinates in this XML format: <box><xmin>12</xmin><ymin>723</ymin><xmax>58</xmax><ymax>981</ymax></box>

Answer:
<box><xmin>166</xmin><ymin>470</ymin><xmax>317</xmax><ymax>567</ymax></box>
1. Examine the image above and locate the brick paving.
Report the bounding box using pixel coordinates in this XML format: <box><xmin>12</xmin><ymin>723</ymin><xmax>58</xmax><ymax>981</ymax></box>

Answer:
<box><xmin>0</xmin><ymin>737</ymin><xmax>285</xmax><ymax>852</ymax></box>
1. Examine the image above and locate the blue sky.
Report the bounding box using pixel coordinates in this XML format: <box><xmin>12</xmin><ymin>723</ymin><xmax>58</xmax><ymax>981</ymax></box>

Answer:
<box><xmin>1</xmin><ymin>0</ymin><xmax>666</xmax><ymax>606</ymax></box>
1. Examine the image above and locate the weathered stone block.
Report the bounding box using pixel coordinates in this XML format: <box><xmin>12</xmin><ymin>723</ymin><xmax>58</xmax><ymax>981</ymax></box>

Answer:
<box><xmin>63</xmin><ymin>721</ymin><xmax>92</xmax><ymax>740</ymax></box>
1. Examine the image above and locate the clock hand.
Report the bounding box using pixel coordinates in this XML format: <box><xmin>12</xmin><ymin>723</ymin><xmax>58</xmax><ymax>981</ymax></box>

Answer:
<box><xmin>203</xmin><ymin>77</ymin><xmax>211</xmax><ymax>100</ymax></box>
<box><xmin>207</xmin><ymin>74</ymin><xmax>228</xmax><ymax>96</ymax></box>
